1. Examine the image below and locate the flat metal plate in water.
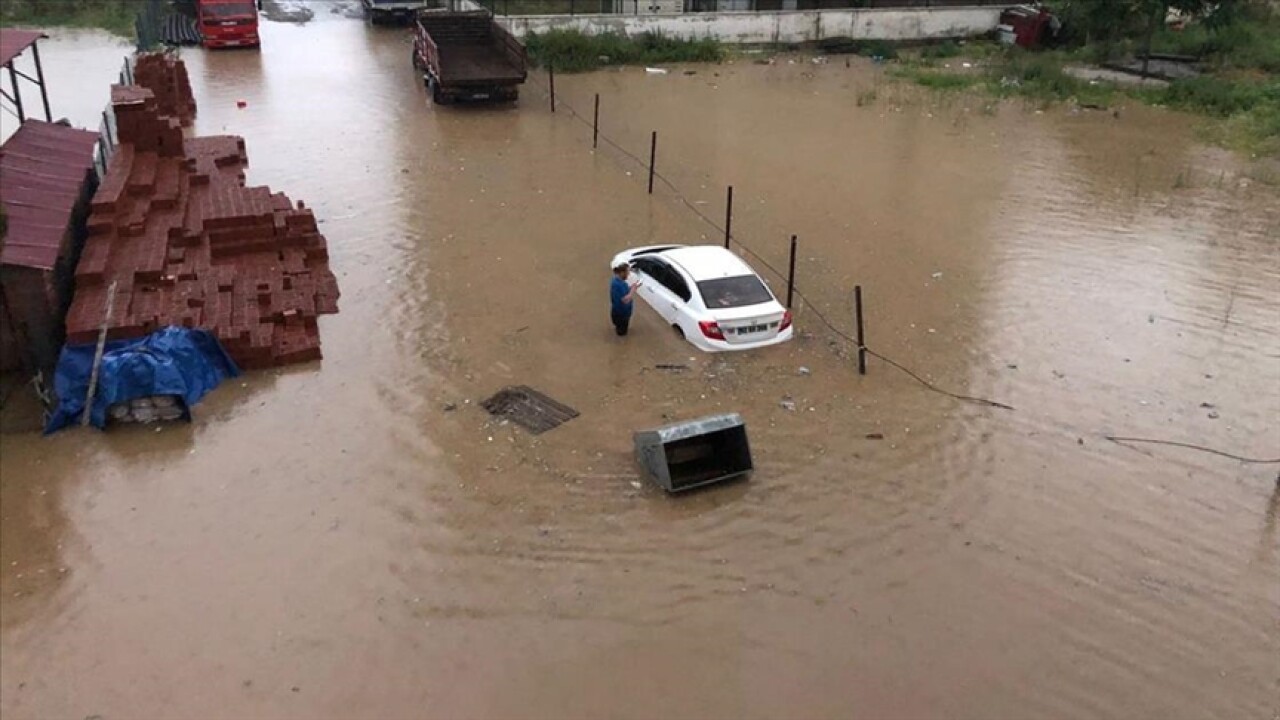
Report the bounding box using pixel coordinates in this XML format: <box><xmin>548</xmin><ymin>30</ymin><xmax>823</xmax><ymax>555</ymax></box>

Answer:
<box><xmin>480</xmin><ymin>385</ymin><xmax>579</xmax><ymax>434</ymax></box>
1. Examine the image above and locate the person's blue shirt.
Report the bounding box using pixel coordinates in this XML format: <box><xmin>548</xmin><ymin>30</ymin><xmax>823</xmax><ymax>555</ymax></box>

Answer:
<box><xmin>611</xmin><ymin>277</ymin><xmax>632</xmax><ymax>316</ymax></box>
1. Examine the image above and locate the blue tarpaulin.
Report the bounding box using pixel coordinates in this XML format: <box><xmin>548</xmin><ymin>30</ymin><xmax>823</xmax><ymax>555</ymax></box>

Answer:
<box><xmin>45</xmin><ymin>327</ymin><xmax>241</xmax><ymax>434</ymax></box>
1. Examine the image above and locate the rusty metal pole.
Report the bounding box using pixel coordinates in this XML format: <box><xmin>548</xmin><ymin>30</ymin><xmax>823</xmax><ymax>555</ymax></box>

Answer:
<box><xmin>101</xmin><ymin>110</ymin><xmax>114</xmax><ymax>150</ymax></box>
<box><xmin>81</xmin><ymin>281</ymin><xmax>119</xmax><ymax>427</ymax></box>
<box><xmin>548</xmin><ymin>65</ymin><xmax>555</xmax><ymax>113</ymax></box>
<box><xmin>593</xmin><ymin>93</ymin><xmax>599</xmax><ymax>149</ymax></box>
<box><xmin>724</xmin><ymin>185</ymin><xmax>733</xmax><ymax>249</ymax></box>
<box><xmin>855</xmin><ymin>285</ymin><xmax>866</xmax><ymax>375</ymax></box>
<box><xmin>7</xmin><ymin>63</ymin><xmax>25</xmax><ymax>123</ymax></box>
<box><xmin>648</xmin><ymin>131</ymin><xmax>656</xmax><ymax>194</ymax></box>
<box><xmin>30</xmin><ymin>41</ymin><xmax>52</xmax><ymax>122</ymax></box>
<box><xmin>786</xmin><ymin>235</ymin><xmax>797</xmax><ymax>309</ymax></box>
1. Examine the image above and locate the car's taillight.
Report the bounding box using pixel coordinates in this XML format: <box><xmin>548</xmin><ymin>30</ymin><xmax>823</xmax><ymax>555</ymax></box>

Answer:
<box><xmin>780</xmin><ymin>310</ymin><xmax>793</xmax><ymax>331</ymax></box>
<box><xmin>699</xmin><ymin>320</ymin><xmax>725</xmax><ymax>341</ymax></box>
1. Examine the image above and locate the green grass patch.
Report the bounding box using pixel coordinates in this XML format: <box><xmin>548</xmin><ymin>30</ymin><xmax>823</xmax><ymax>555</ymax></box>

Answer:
<box><xmin>892</xmin><ymin>67</ymin><xmax>981</xmax><ymax>91</ymax></box>
<box><xmin>0</xmin><ymin>0</ymin><xmax>135</xmax><ymax>37</ymax></box>
<box><xmin>524</xmin><ymin>29</ymin><xmax>722</xmax><ymax>72</ymax></box>
<box><xmin>920</xmin><ymin>40</ymin><xmax>961</xmax><ymax>60</ymax></box>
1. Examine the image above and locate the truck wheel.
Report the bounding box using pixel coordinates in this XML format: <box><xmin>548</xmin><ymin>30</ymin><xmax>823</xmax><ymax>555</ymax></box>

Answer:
<box><xmin>433</xmin><ymin>84</ymin><xmax>451</xmax><ymax>105</ymax></box>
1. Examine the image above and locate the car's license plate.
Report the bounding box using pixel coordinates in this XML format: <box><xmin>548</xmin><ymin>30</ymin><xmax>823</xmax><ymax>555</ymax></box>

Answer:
<box><xmin>472</xmin><ymin>93</ymin><xmax>489</xmax><ymax>100</ymax></box>
<box><xmin>742</xmin><ymin>325</ymin><xmax>766</xmax><ymax>334</ymax></box>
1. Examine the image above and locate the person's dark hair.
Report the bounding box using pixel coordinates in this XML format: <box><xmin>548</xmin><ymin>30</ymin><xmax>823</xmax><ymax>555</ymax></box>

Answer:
<box><xmin>613</xmin><ymin>263</ymin><xmax>629</xmax><ymax>275</ymax></box>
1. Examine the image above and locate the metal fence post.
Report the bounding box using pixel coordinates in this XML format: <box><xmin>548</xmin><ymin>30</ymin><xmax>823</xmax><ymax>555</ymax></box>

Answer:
<box><xmin>648</xmin><ymin>131</ymin><xmax>657</xmax><ymax>194</ymax></box>
<box><xmin>786</xmin><ymin>235</ymin><xmax>797</xmax><ymax>309</ymax></box>
<box><xmin>593</xmin><ymin>93</ymin><xmax>600</xmax><ymax>149</ymax></box>
<box><xmin>855</xmin><ymin>285</ymin><xmax>866</xmax><ymax>375</ymax></box>
<box><xmin>724</xmin><ymin>185</ymin><xmax>733</xmax><ymax>249</ymax></box>
<box><xmin>549</xmin><ymin>65</ymin><xmax>555</xmax><ymax>112</ymax></box>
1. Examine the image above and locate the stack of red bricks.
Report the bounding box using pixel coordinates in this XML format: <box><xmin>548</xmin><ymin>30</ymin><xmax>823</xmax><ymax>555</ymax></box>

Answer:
<box><xmin>132</xmin><ymin>52</ymin><xmax>196</xmax><ymax>126</ymax></box>
<box><xmin>66</xmin><ymin>68</ymin><xmax>339</xmax><ymax>369</ymax></box>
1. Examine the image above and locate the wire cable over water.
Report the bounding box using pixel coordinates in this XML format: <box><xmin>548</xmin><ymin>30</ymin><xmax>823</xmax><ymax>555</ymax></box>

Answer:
<box><xmin>531</xmin><ymin>73</ymin><xmax>1014</xmax><ymax>411</ymax></box>
<box><xmin>1105</xmin><ymin>437</ymin><xmax>1280</xmax><ymax>465</ymax></box>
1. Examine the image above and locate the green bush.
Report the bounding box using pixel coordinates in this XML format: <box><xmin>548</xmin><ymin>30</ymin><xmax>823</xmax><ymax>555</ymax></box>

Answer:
<box><xmin>921</xmin><ymin>41</ymin><xmax>961</xmax><ymax>60</ymax></box>
<box><xmin>525</xmin><ymin>29</ymin><xmax>721</xmax><ymax>72</ymax></box>
<box><xmin>0</xmin><ymin>0</ymin><xmax>135</xmax><ymax>36</ymax></box>
<box><xmin>1141</xmin><ymin>5</ymin><xmax>1280</xmax><ymax>72</ymax></box>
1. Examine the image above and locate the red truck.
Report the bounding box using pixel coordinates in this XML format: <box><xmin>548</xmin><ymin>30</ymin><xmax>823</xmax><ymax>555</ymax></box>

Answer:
<box><xmin>198</xmin><ymin>0</ymin><xmax>261</xmax><ymax>49</ymax></box>
<box><xmin>412</xmin><ymin>11</ymin><xmax>527</xmax><ymax>105</ymax></box>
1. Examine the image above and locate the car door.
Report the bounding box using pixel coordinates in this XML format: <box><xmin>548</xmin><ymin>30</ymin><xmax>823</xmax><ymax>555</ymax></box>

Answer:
<box><xmin>629</xmin><ymin>258</ymin><xmax>671</xmax><ymax>323</ymax></box>
<box><xmin>630</xmin><ymin>258</ymin><xmax>664</xmax><ymax>317</ymax></box>
<box><xmin>647</xmin><ymin>259</ymin><xmax>693</xmax><ymax>325</ymax></box>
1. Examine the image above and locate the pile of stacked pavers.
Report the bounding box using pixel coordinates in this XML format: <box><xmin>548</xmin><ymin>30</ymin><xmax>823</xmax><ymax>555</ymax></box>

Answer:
<box><xmin>65</xmin><ymin>55</ymin><xmax>339</xmax><ymax>369</ymax></box>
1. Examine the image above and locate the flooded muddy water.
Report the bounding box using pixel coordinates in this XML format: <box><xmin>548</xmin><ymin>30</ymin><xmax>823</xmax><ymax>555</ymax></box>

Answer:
<box><xmin>2</xmin><ymin>18</ymin><xmax>1278</xmax><ymax>720</ymax></box>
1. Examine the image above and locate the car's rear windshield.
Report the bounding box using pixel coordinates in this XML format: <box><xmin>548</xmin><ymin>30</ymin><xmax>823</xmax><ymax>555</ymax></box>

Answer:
<box><xmin>697</xmin><ymin>275</ymin><xmax>773</xmax><ymax>309</ymax></box>
<box><xmin>203</xmin><ymin>3</ymin><xmax>256</xmax><ymax>18</ymax></box>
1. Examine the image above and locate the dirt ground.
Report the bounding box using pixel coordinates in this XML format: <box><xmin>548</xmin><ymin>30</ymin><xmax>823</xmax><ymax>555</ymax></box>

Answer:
<box><xmin>1</xmin><ymin>17</ymin><xmax>1278</xmax><ymax>720</ymax></box>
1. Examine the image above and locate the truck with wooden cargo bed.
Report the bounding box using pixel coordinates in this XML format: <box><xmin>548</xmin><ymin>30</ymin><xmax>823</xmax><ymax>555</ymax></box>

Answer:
<box><xmin>411</xmin><ymin>10</ymin><xmax>527</xmax><ymax>105</ymax></box>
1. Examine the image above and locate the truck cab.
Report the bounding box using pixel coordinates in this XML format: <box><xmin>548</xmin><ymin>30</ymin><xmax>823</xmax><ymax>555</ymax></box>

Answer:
<box><xmin>198</xmin><ymin>0</ymin><xmax>260</xmax><ymax>48</ymax></box>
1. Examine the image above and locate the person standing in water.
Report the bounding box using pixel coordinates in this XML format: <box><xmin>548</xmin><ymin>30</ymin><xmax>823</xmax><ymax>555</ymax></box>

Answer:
<box><xmin>610</xmin><ymin>263</ymin><xmax>641</xmax><ymax>336</ymax></box>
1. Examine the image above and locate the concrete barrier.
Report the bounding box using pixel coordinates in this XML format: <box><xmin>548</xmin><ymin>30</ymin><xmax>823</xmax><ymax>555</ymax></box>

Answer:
<box><xmin>497</xmin><ymin>6</ymin><xmax>1004</xmax><ymax>44</ymax></box>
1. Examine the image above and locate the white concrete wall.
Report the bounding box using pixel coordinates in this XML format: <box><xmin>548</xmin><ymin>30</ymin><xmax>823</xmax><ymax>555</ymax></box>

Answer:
<box><xmin>497</xmin><ymin>6</ymin><xmax>1004</xmax><ymax>44</ymax></box>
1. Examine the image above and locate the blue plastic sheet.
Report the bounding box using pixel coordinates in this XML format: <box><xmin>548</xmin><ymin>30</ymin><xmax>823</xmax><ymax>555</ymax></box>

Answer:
<box><xmin>45</xmin><ymin>327</ymin><xmax>241</xmax><ymax>434</ymax></box>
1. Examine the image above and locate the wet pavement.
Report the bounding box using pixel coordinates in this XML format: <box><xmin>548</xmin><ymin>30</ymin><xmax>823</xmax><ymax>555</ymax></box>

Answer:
<box><xmin>1</xmin><ymin>16</ymin><xmax>1278</xmax><ymax>720</ymax></box>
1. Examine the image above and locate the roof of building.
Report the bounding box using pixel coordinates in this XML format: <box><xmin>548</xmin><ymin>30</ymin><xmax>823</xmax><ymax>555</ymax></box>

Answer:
<box><xmin>0</xmin><ymin>120</ymin><xmax>100</xmax><ymax>270</ymax></box>
<box><xmin>0</xmin><ymin>29</ymin><xmax>46</xmax><ymax>68</ymax></box>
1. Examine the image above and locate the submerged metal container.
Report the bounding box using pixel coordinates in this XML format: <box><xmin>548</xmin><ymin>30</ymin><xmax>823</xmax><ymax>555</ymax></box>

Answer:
<box><xmin>633</xmin><ymin>413</ymin><xmax>753</xmax><ymax>493</ymax></box>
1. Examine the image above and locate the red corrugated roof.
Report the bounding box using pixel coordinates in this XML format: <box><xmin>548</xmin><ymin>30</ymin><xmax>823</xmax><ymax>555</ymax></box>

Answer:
<box><xmin>0</xmin><ymin>29</ymin><xmax>46</xmax><ymax>68</ymax></box>
<box><xmin>0</xmin><ymin>120</ymin><xmax>100</xmax><ymax>270</ymax></box>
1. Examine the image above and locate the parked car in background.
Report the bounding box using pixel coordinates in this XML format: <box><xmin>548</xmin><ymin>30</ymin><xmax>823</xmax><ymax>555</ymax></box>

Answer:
<box><xmin>609</xmin><ymin>245</ymin><xmax>793</xmax><ymax>352</ymax></box>
<box><xmin>197</xmin><ymin>0</ymin><xmax>260</xmax><ymax>48</ymax></box>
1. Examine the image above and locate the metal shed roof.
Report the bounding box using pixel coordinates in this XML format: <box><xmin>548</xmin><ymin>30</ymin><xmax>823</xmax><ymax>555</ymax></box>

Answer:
<box><xmin>0</xmin><ymin>120</ymin><xmax>100</xmax><ymax>270</ymax></box>
<box><xmin>0</xmin><ymin>29</ymin><xmax>46</xmax><ymax>68</ymax></box>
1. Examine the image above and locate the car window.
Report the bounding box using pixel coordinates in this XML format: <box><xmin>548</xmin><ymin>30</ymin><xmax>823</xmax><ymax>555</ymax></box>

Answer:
<box><xmin>651</xmin><ymin>260</ymin><xmax>692</xmax><ymax>302</ymax></box>
<box><xmin>697</xmin><ymin>275</ymin><xmax>773</xmax><ymax>309</ymax></box>
<box><xmin>631</xmin><ymin>258</ymin><xmax>656</xmax><ymax>276</ymax></box>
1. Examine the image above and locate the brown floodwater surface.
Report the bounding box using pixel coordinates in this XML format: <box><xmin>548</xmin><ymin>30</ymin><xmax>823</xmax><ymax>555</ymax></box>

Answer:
<box><xmin>1</xmin><ymin>19</ymin><xmax>1277</xmax><ymax>720</ymax></box>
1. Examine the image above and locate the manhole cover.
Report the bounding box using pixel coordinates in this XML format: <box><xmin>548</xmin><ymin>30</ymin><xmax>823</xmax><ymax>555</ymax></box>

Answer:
<box><xmin>481</xmin><ymin>386</ymin><xmax>579</xmax><ymax>434</ymax></box>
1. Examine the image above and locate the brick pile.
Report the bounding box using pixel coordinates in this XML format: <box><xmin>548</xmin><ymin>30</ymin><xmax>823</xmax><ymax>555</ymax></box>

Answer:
<box><xmin>131</xmin><ymin>52</ymin><xmax>196</xmax><ymax>126</ymax></box>
<box><xmin>66</xmin><ymin>78</ymin><xmax>339</xmax><ymax>369</ymax></box>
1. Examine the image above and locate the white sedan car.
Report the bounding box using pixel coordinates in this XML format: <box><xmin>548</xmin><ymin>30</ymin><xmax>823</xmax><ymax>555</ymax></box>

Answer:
<box><xmin>610</xmin><ymin>245</ymin><xmax>793</xmax><ymax>352</ymax></box>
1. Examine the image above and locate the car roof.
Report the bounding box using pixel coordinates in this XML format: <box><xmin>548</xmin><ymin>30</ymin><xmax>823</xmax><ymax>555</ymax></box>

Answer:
<box><xmin>660</xmin><ymin>246</ymin><xmax>755</xmax><ymax>282</ymax></box>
